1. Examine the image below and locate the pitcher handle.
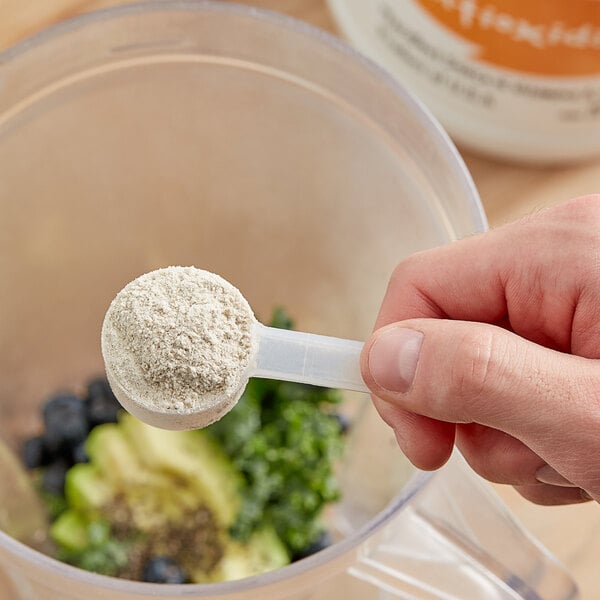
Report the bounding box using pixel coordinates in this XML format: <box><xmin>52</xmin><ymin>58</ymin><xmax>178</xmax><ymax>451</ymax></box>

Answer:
<box><xmin>348</xmin><ymin>452</ymin><xmax>579</xmax><ymax>600</ymax></box>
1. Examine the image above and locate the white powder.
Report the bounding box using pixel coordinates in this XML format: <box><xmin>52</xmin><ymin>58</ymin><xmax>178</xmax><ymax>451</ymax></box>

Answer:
<box><xmin>101</xmin><ymin>267</ymin><xmax>256</xmax><ymax>425</ymax></box>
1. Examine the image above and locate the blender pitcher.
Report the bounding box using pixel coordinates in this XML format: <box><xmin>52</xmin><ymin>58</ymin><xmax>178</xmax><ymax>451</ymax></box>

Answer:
<box><xmin>0</xmin><ymin>3</ymin><xmax>578</xmax><ymax>599</ymax></box>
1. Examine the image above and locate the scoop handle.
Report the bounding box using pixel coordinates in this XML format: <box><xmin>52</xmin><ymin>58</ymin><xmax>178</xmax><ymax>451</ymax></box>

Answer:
<box><xmin>253</xmin><ymin>323</ymin><xmax>369</xmax><ymax>393</ymax></box>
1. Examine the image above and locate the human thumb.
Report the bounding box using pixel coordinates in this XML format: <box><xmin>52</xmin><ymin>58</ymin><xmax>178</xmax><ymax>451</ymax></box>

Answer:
<box><xmin>361</xmin><ymin>319</ymin><xmax>600</xmax><ymax>489</ymax></box>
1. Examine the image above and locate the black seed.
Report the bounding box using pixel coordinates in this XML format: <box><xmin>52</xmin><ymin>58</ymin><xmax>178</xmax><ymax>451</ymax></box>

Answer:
<box><xmin>42</xmin><ymin>460</ymin><xmax>69</xmax><ymax>496</ymax></box>
<box><xmin>142</xmin><ymin>556</ymin><xmax>188</xmax><ymax>584</ymax></box>
<box><xmin>22</xmin><ymin>436</ymin><xmax>53</xmax><ymax>469</ymax></box>
<box><xmin>292</xmin><ymin>531</ymin><xmax>333</xmax><ymax>561</ymax></box>
<box><xmin>43</xmin><ymin>393</ymin><xmax>89</xmax><ymax>454</ymax></box>
<box><xmin>85</xmin><ymin>377</ymin><xmax>121</xmax><ymax>427</ymax></box>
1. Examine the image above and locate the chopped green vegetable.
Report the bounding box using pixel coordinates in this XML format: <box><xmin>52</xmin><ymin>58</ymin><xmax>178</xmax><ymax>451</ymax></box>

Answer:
<box><xmin>269</xmin><ymin>306</ymin><xmax>295</xmax><ymax>330</ymax></box>
<box><xmin>52</xmin><ymin>512</ymin><xmax>129</xmax><ymax>576</ymax></box>
<box><xmin>207</xmin><ymin>308</ymin><xmax>344</xmax><ymax>554</ymax></box>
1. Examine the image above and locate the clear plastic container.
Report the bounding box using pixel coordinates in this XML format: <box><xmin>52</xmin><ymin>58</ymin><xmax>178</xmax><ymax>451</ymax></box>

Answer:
<box><xmin>0</xmin><ymin>2</ymin><xmax>577</xmax><ymax>599</ymax></box>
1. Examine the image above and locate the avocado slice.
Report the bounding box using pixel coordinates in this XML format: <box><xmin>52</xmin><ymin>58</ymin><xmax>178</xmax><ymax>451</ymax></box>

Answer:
<box><xmin>245</xmin><ymin>527</ymin><xmax>290</xmax><ymax>574</ymax></box>
<box><xmin>51</xmin><ymin>510</ymin><xmax>89</xmax><ymax>552</ymax></box>
<box><xmin>53</xmin><ymin>414</ymin><xmax>290</xmax><ymax>582</ymax></box>
<box><xmin>85</xmin><ymin>423</ymin><xmax>143</xmax><ymax>484</ymax></box>
<box><xmin>119</xmin><ymin>413</ymin><xmax>242</xmax><ymax>526</ymax></box>
<box><xmin>65</xmin><ymin>464</ymin><xmax>112</xmax><ymax>511</ymax></box>
<box><xmin>193</xmin><ymin>528</ymin><xmax>289</xmax><ymax>583</ymax></box>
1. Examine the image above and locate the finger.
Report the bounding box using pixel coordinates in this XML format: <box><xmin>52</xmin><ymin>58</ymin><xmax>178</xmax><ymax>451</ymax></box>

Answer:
<box><xmin>534</xmin><ymin>464</ymin><xmax>576</xmax><ymax>487</ymax></box>
<box><xmin>362</xmin><ymin>320</ymin><xmax>589</xmax><ymax>437</ymax></box>
<box><xmin>375</xmin><ymin>196</ymin><xmax>600</xmax><ymax>352</ymax></box>
<box><xmin>361</xmin><ymin>319</ymin><xmax>600</xmax><ymax>494</ymax></box>
<box><xmin>514</xmin><ymin>484</ymin><xmax>592</xmax><ymax>506</ymax></box>
<box><xmin>365</xmin><ymin>326</ymin><xmax>454</xmax><ymax>470</ymax></box>
<box><xmin>375</xmin><ymin>231</ymin><xmax>507</xmax><ymax>327</ymax></box>
<box><xmin>455</xmin><ymin>424</ymin><xmax>546</xmax><ymax>486</ymax></box>
<box><xmin>374</xmin><ymin>399</ymin><xmax>455</xmax><ymax>470</ymax></box>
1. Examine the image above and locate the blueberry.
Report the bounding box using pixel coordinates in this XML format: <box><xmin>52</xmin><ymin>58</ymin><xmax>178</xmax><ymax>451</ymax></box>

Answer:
<box><xmin>42</xmin><ymin>393</ymin><xmax>89</xmax><ymax>455</ymax></box>
<box><xmin>22</xmin><ymin>436</ymin><xmax>52</xmax><ymax>469</ymax></box>
<box><xmin>331</xmin><ymin>413</ymin><xmax>351</xmax><ymax>435</ymax></box>
<box><xmin>86</xmin><ymin>377</ymin><xmax>117</xmax><ymax>403</ymax></box>
<box><xmin>142</xmin><ymin>556</ymin><xmax>188</xmax><ymax>584</ymax></box>
<box><xmin>85</xmin><ymin>377</ymin><xmax>121</xmax><ymax>427</ymax></box>
<box><xmin>292</xmin><ymin>531</ymin><xmax>333</xmax><ymax>561</ymax></box>
<box><xmin>42</xmin><ymin>460</ymin><xmax>69</xmax><ymax>496</ymax></box>
<box><xmin>71</xmin><ymin>441</ymin><xmax>89</xmax><ymax>464</ymax></box>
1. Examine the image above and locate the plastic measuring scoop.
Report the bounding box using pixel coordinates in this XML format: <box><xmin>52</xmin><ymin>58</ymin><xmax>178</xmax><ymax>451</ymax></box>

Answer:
<box><xmin>105</xmin><ymin>318</ymin><xmax>369</xmax><ymax>431</ymax></box>
<box><xmin>252</xmin><ymin>320</ymin><xmax>369</xmax><ymax>393</ymax></box>
<box><xmin>102</xmin><ymin>267</ymin><xmax>369</xmax><ymax>431</ymax></box>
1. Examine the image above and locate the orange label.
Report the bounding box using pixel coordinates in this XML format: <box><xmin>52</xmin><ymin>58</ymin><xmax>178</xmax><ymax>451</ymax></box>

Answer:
<box><xmin>415</xmin><ymin>0</ymin><xmax>600</xmax><ymax>76</ymax></box>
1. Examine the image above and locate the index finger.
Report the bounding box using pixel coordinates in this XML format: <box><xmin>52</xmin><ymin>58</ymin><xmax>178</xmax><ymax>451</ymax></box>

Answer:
<box><xmin>375</xmin><ymin>228</ymin><xmax>507</xmax><ymax>329</ymax></box>
<box><xmin>375</xmin><ymin>198</ymin><xmax>596</xmax><ymax>354</ymax></box>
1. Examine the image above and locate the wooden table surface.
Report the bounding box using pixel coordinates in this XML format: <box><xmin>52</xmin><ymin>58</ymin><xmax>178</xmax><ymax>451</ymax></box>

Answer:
<box><xmin>1</xmin><ymin>1</ymin><xmax>599</xmax><ymax>598</ymax></box>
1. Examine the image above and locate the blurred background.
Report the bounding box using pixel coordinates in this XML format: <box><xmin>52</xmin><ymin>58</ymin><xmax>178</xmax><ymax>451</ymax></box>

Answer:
<box><xmin>1</xmin><ymin>0</ymin><xmax>599</xmax><ymax>597</ymax></box>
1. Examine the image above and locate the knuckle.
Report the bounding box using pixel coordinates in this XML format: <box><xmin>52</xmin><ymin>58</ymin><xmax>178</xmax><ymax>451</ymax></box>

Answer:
<box><xmin>447</xmin><ymin>328</ymin><xmax>504</xmax><ymax>418</ymax></box>
<box><xmin>387</xmin><ymin>250</ymin><xmax>444</xmax><ymax>317</ymax></box>
<box><xmin>568</xmin><ymin>193</ymin><xmax>600</xmax><ymax>214</ymax></box>
<box><xmin>390</xmin><ymin>252</ymin><xmax>428</xmax><ymax>286</ymax></box>
<box><xmin>555</xmin><ymin>194</ymin><xmax>600</xmax><ymax>227</ymax></box>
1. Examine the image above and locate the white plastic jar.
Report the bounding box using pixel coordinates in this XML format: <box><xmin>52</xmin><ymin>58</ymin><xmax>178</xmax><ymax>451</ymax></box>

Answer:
<box><xmin>327</xmin><ymin>0</ymin><xmax>600</xmax><ymax>163</ymax></box>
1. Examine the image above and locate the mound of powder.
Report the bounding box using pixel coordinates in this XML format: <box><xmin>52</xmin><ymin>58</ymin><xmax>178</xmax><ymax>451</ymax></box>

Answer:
<box><xmin>101</xmin><ymin>267</ymin><xmax>256</xmax><ymax>422</ymax></box>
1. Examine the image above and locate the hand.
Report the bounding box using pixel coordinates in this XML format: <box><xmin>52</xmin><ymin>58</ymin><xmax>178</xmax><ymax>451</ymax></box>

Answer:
<box><xmin>360</xmin><ymin>195</ymin><xmax>600</xmax><ymax>505</ymax></box>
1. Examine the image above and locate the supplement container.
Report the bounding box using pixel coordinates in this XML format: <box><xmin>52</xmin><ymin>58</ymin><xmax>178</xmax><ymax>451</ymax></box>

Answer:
<box><xmin>0</xmin><ymin>2</ymin><xmax>578</xmax><ymax>599</ymax></box>
<box><xmin>327</xmin><ymin>0</ymin><xmax>600</xmax><ymax>163</ymax></box>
